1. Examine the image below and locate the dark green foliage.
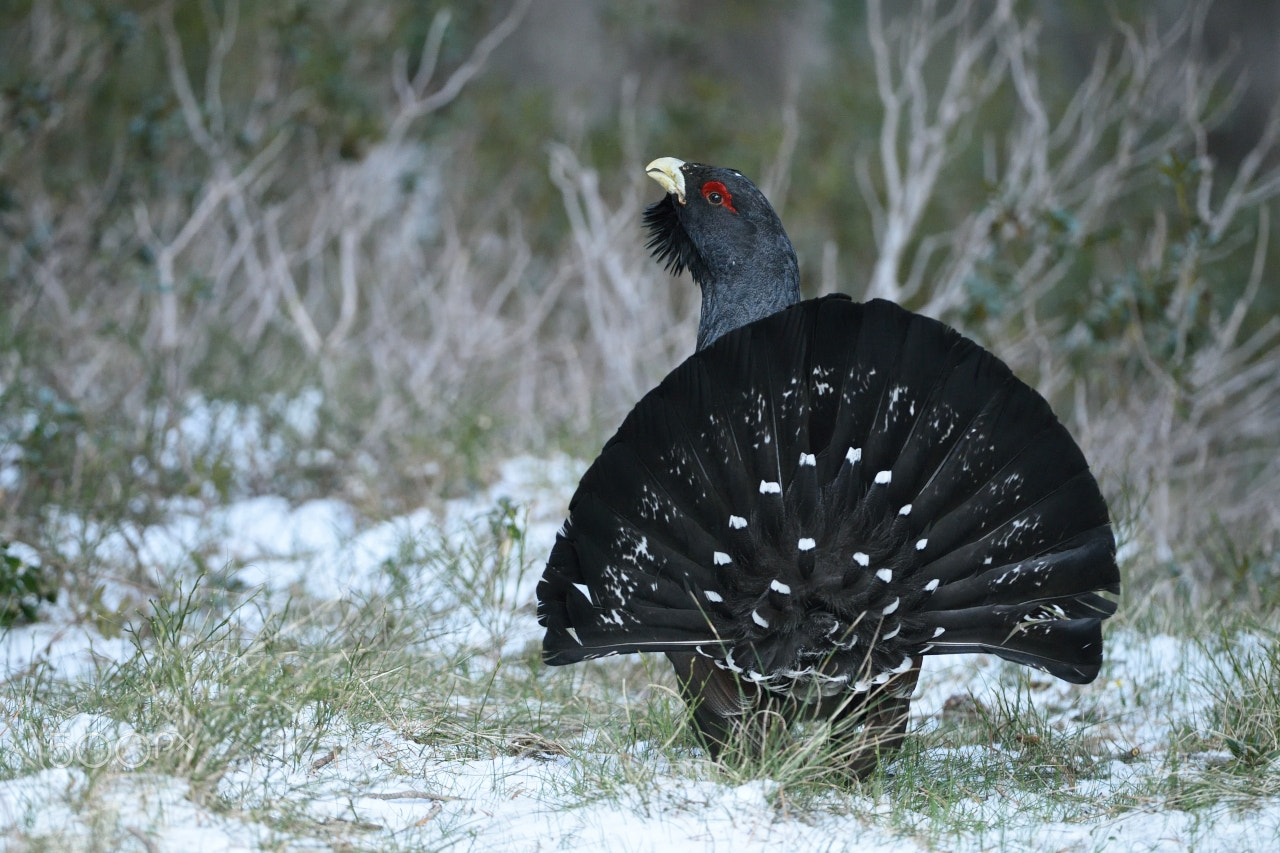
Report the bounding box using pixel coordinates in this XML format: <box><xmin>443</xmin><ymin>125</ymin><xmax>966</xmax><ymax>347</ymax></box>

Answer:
<box><xmin>0</xmin><ymin>540</ymin><xmax>56</xmax><ymax>626</ymax></box>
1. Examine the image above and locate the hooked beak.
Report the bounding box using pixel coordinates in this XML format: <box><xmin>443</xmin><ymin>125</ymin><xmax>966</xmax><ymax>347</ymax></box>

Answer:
<box><xmin>645</xmin><ymin>157</ymin><xmax>687</xmax><ymax>204</ymax></box>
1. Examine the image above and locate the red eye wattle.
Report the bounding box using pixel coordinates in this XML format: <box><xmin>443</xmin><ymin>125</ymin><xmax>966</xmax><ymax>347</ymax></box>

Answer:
<box><xmin>701</xmin><ymin>181</ymin><xmax>737</xmax><ymax>212</ymax></box>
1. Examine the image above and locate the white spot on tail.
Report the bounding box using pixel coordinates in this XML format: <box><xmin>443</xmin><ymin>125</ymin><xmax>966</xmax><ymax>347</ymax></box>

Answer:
<box><xmin>770</xmin><ymin>579</ymin><xmax>791</xmax><ymax>595</ymax></box>
<box><xmin>899</xmin><ymin>503</ymin><xmax>913</xmax><ymax>516</ymax></box>
<box><xmin>875</xmin><ymin>470</ymin><xmax>892</xmax><ymax>484</ymax></box>
<box><xmin>893</xmin><ymin>656</ymin><xmax>914</xmax><ymax>674</ymax></box>
<box><xmin>759</xmin><ymin>480</ymin><xmax>781</xmax><ymax>494</ymax></box>
<box><xmin>983</xmin><ymin>556</ymin><xmax>993</xmax><ymax>565</ymax></box>
<box><xmin>932</xmin><ymin>626</ymin><xmax>946</xmax><ymax>637</ymax></box>
<box><xmin>572</xmin><ymin>583</ymin><xmax>592</xmax><ymax>602</ymax></box>
<box><xmin>872</xmin><ymin>671</ymin><xmax>891</xmax><ymax>685</ymax></box>
<box><xmin>798</xmin><ymin>537</ymin><xmax>816</xmax><ymax>551</ymax></box>
<box><xmin>729</xmin><ymin>515</ymin><xmax>748</xmax><ymax>529</ymax></box>
<box><xmin>799</xmin><ymin>452</ymin><xmax>816</xmax><ymax>467</ymax></box>
<box><xmin>882</xmin><ymin>624</ymin><xmax>900</xmax><ymax>640</ymax></box>
<box><xmin>752</xmin><ymin>609</ymin><xmax>770</xmax><ymax>628</ymax></box>
<box><xmin>854</xmin><ymin>552</ymin><xmax>870</xmax><ymax>567</ymax></box>
<box><xmin>924</xmin><ymin>578</ymin><xmax>940</xmax><ymax>592</ymax></box>
<box><xmin>876</xmin><ymin>568</ymin><xmax>893</xmax><ymax>583</ymax></box>
<box><xmin>566</xmin><ymin>626</ymin><xmax>582</xmax><ymax>645</ymax></box>
<box><xmin>883</xmin><ymin>597</ymin><xmax>900</xmax><ymax>615</ymax></box>
<box><xmin>713</xmin><ymin>551</ymin><xmax>732</xmax><ymax>566</ymax></box>
<box><xmin>704</xmin><ymin>590</ymin><xmax>724</xmax><ymax>603</ymax></box>
<box><xmin>915</xmin><ymin>538</ymin><xmax>928</xmax><ymax>551</ymax></box>
<box><xmin>846</xmin><ymin>447</ymin><xmax>862</xmax><ymax>464</ymax></box>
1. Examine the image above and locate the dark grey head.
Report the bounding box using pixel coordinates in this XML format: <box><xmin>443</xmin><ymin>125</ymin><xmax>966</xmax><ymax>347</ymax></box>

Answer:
<box><xmin>643</xmin><ymin>157</ymin><xmax>801</xmax><ymax>351</ymax></box>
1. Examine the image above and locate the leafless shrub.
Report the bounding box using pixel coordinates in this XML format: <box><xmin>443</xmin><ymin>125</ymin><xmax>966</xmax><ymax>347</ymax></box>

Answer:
<box><xmin>3</xmin><ymin>0</ymin><xmax>1277</xmax><ymax>604</ymax></box>
<box><xmin>3</xmin><ymin>0</ymin><xmax>696</xmax><ymax>511</ymax></box>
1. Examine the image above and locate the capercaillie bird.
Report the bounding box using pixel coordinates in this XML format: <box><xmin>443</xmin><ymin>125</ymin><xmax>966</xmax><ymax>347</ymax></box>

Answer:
<box><xmin>536</xmin><ymin>157</ymin><xmax>1120</xmax><ymax>776</ymax></box>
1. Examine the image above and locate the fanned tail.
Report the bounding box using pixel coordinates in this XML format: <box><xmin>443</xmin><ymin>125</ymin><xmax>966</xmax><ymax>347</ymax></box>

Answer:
<box><xmin>537</xmin><ymin>296</ymin><xmax>1120</xmax><ymax>689</ymax></box>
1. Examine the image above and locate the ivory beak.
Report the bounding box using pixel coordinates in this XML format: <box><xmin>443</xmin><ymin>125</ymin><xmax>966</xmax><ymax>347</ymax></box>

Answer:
<box><xmin>645</xmin><ymin>157</ymin><xmax>687</xmax><ymax>204</ymax></box>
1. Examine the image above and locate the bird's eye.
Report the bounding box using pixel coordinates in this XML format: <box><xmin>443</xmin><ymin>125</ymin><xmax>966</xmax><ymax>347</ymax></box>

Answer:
<box><xmin>700</xmin><ymin>181</ymin><xmax>736</xmax><ymax>212</ymax></box>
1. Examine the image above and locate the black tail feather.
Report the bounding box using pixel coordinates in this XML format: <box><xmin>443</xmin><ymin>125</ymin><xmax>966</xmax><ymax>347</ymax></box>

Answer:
<box><xmin>924</xmin><ymin>531</ymin><xmax>1119</xmax><ymax>612</ymax></box>
<box><xmin>924</xmin><ymin>607</ymin><xmax>1107</xmax><ymax>684</ymax></box>
<box><xmin>537</xmin><ymin>296</ymin><xmax>1119</xmax><ymax>691</ymax></box>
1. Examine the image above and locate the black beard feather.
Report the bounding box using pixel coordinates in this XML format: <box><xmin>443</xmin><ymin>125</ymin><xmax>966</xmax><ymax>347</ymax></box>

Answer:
<box><xmin>643</xmin><ymin>196</ymin><xmax>704</xmax><ymax>282</ymax></box>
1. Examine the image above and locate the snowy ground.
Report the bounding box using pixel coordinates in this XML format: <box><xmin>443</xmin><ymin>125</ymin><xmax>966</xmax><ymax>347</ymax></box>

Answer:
<box><xmin>2</xmin><ymin>455</ymin><xmax>1279</xmax><ymax>852</ymax></box>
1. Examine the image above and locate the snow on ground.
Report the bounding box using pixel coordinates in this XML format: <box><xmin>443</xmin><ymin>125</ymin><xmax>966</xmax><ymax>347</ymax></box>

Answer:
<box><xmin>3</xmin><ymin>455</ymin><xmax>1280</xmax><ymax>851</ymax></box>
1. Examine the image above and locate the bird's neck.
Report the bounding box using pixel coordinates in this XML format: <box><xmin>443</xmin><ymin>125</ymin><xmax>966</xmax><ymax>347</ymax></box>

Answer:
<box><xmin>694</xmin><ymin>245</ymin><xmax>801</xmax><ymax>352</ymax></box>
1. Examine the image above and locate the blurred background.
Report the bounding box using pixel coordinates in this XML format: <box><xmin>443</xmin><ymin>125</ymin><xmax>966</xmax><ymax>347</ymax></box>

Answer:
<box><xmin>2</xmin><ymin>0</ymin><xmax>1279</xmax><ymax>619</ymax></box>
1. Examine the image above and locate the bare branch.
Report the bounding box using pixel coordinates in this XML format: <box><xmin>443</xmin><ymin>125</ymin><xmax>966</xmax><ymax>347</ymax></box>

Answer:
<box><xmin>864</xmin><ymin>0</ymin><xmax>1011</xmax><ymax>305</ymax></box>
<box><xmin>264</xmin><ymin>208</ymin><xmax>323</xmax><ymax>356</ymax></box>
<box><xmin>413</xmin><ymin>10</ymin><xmax>454</xmax><ymax>95</ymax></box>
<box><xmin>199</xmin><ymin>0</ymin><xmax>238</xmax><ymax>140</ymax></box>
<box><xmin>761</xmin><ymin>99</ymin><xmax>801</xmax><ymax>206</ymax></box>
<box><xmin>387</xmin><ymin>0</ymin><xmax>532</xmax><ymax>145</ymax></box>
<box><xmin>157</xmin><ymin>1</ymin><xmax>218</xmax><ymax>157</ymax></box>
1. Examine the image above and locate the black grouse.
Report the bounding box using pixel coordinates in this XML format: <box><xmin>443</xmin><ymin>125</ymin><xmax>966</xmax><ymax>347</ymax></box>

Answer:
<box><xmin>536</xmin><ymin>157</ymin><xmax>1120</xmax><ymax>775</ymax></box>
